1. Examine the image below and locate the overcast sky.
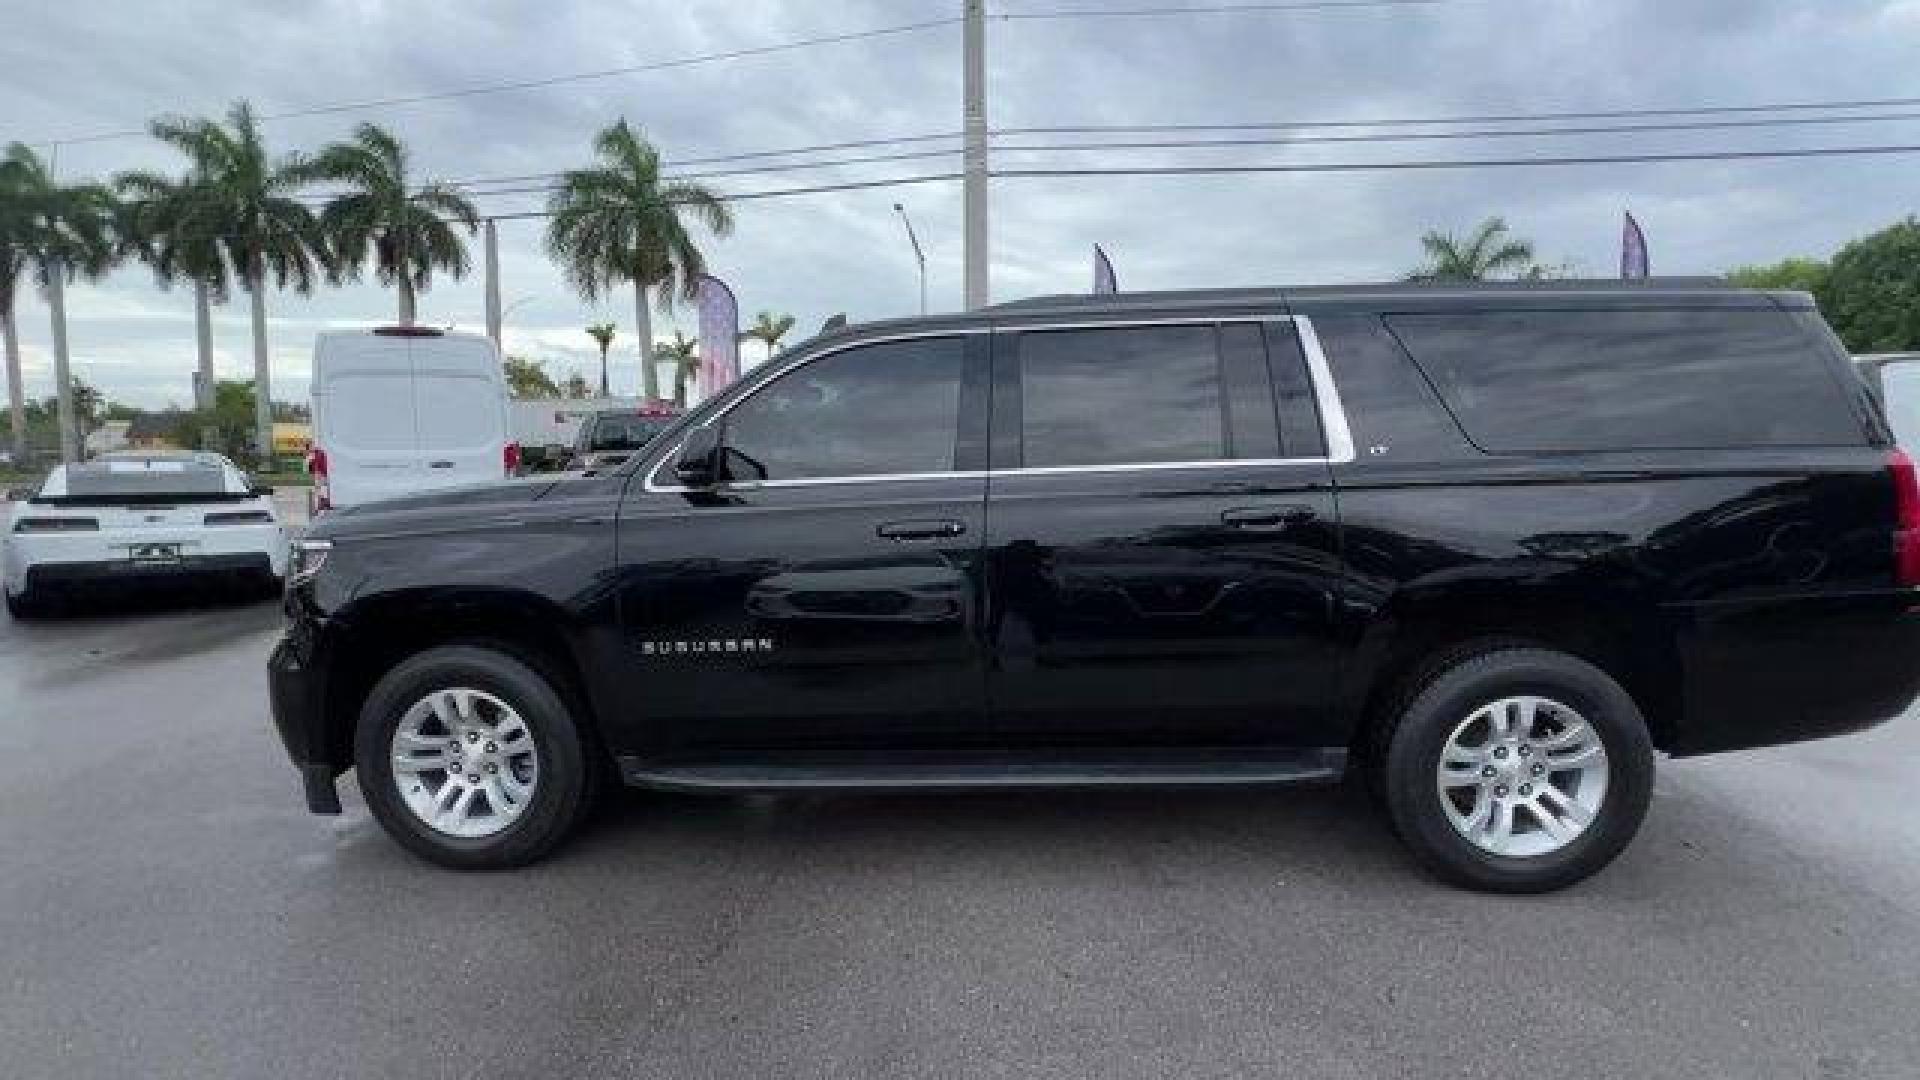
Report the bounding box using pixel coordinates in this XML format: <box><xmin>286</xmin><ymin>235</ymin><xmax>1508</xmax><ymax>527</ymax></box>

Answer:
<box><xmin>4</xmin><ymin>0</ymin><xmax>1919</xmax><ymax>409</ymax></box>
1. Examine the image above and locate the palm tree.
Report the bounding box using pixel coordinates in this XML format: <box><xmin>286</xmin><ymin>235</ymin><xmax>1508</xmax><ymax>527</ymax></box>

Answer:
<box><xmin>1407</xmin><ymin>216</ymin><xmax>1536</xmax><ymax>282</ymax></box>
<box><xmin>113</xmin><ymin>159</ymin><xmax>232</xmax><ymax>419</ymax></box>
<box><xmin>585</xmin><ymin>322</ymin><xmax>616</xmax><ymax>396</ymax></box>
<box><xmin>743</xmin><ymin>310</ymin><xmax>795</xmax><ymax>368</ymax></box>
<box><xmin>657</xmin><ymin>331</ymin><xmax>699</xmax><ymax>407</ymax></box>
<box><xmin>306</xmin><ymin>123</ymin><xmax>479</xmax><ymax>325</ymax></box>
<box><xmin>0</xmin><ymin>142</ymin><xmax>117</xmax><ymax>463</ymax></box>
<box><xmin>546</xmin><ymin>119</ymin><xmax>733</xmax><ymax>402</ymax></box>
<box><xmin>0</xmin><ymin>152</ymin><xmax>31</xmax><ymax>462</ymax></box>
<box><xmin>145</xmin><ymin>101</ymin><xmax>330</xmax><ymax>465</ymax></box>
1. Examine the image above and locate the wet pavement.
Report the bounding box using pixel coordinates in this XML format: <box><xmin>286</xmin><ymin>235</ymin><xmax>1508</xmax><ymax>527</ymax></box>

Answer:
<box><xmin>2</xmin><ymin>595</ymin><xmax>1918</xmax><ymax>1079</ymax></box>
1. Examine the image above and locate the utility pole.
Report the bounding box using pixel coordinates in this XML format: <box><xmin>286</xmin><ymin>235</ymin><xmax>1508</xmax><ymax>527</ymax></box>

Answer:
<box><xmin>893</xmin><ymin>203</ymin><xmax>928</xmax><ymax>315</ymax></box>
<box><xmin>962</xmin><ymin>0</ymin><xmax>989</xmax><ymax>309</ymax></box>
<box><xmin>484</xmin><ymin>219</ymin><xmax>502</xmax><ymax>348</ymax></box>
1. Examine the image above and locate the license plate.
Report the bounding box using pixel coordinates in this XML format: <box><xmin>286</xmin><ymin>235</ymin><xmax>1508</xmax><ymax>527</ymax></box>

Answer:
<box><xmin>129</xmin><ymin>543</ymin><xmax>182</xmax><ymax>564</ymax></box>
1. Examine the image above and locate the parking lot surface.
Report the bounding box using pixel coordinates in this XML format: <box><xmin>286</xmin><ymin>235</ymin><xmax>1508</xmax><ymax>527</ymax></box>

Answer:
<box><xmin>3</xmin><ymin>595</ymin><xmax>1919</xmax><ymax>1079</ymax></box>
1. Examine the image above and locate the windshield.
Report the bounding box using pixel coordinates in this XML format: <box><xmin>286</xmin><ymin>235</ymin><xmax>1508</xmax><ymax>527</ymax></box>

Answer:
<box><xmin>583</xmin><ymin>414</ymin><xmax>676</xmax><ymax>452</ymax></box>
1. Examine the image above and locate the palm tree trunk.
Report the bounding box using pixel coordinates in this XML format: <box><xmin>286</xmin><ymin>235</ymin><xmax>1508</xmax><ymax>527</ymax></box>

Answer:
<box><xmin>46</xmin><ymin>265</ymin><xmax>78</xmax><ymax>464</ymax></box>
<box><xmin>193</xmin><ymin>281</ymin><xmax>215</xmax><ymax>412</ymax></box>
<box><xmin>398</xmin><ymin>274</ymin><xmax>417</xmax><ymax>327</ymax></box>
<box><xmin>248</xmin><ymin>262</ymin><xmax>275</xmax><ymax>471</ymax></box>
<box><xmin>2</xmin><ymin>291</ymin><xmax>26</xmax><ymax>463</ymax></box>
<box><xmin>634</xmin><ymin>282</ymin><xmax>657</xmax><ymax>401</ymax></box>
<box><xmin>598</xmin><ymin>348</ymin><xmax>610</xmax><ymax>398</ymax></box>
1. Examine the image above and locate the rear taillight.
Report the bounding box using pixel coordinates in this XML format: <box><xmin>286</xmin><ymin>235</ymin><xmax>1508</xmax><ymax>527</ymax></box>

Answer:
<box><xmin>13</xmin><ymin>516</ymin><xmax>100</xmax><ymax>533</ymax></box>
<box><xmin>1891</xmin><ymin>448</ymin><xmax>1920</xmax><ymax>586</ymax></box>
<box><xmin>504</xmin><ymin>442</ymin><xmax>522</xmax><ymax>476</ymax></box>
<box><xmin>307</xmin><ymin>446</ymin><xmax>332</xmax><ymax>513</ymax></box>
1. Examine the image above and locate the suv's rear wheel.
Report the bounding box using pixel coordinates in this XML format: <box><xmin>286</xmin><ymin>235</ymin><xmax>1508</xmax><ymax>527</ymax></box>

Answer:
<box><xmin>355</xmin><ymin>645</ymin><xmax>592</xmax><ymax>870</ymax></box>
<box><xmin>1381</xmin><ymin>647</ymin><xmax>1653</xmax><ymax>893</ymax></box>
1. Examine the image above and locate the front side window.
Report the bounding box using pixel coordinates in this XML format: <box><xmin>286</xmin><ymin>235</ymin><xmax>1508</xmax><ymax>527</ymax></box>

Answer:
<box><xmin>721</xmin><ymin>336</ymin><xmax>965</xmax><ymax>482</ymax></box>
<box><xmin>1017</xmin><ymin>324</ymin><xmax>1230</xmax><ymax>468</ymax></box>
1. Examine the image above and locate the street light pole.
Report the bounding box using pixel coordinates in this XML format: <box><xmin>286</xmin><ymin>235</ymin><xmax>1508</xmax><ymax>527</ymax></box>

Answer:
<box><xmin>962</xmin><ymin>0</ymin><xmax>989</xmax><ymax>309</ymax></box>
<box><xmin>893</xmin><ymin>203</ymin><xmax>928</xmax><ymax>315</ymax></box>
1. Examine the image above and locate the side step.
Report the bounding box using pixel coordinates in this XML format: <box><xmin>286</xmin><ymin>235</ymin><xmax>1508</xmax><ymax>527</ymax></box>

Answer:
<box><xmin>618</xmin><ymin>747</ymin><xmax>1347</xmax><ymax>794</ymax></box>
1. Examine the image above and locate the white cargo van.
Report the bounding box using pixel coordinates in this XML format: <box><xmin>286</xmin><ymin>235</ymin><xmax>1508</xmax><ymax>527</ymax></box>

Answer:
<box><xmin>308</xmin><ymin>327</ymin><xmax>517</xmax><ymax>513</ymax></box>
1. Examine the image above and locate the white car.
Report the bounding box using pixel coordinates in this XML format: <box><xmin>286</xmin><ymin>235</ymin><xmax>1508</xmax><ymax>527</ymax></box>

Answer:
<box><xmin>3</xmin><ymin>453</ymin><xmax>290</xmax><ymax>618</ymax></box>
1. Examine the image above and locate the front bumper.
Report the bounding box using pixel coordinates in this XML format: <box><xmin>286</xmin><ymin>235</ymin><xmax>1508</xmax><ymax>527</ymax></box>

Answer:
<box><xmin>269</xmin><ymin>620</ymin><xmax>343</xmax><ymax>814</ymax></box>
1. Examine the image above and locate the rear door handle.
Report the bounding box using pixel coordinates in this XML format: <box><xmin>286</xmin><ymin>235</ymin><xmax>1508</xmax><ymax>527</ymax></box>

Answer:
<box><xmin>1221</xmin><ymin>504</ymin><xmax>1316</xmax><ymax>530</ymax></box>
<box><xmin>877</xmin><ymin>519</ymin><xmax>967</xmax><ymax>540</ymax></box>
<box><xmin>428</xmin><ymin>460</ymin><xmax>455</xmax><ymax>469</ymax></box>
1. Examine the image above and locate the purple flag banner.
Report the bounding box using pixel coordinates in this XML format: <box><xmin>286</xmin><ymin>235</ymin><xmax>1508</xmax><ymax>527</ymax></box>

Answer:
<box><xmin>695</xmin><ymin>274</ymin><xmax>739</xmax><ymax>401</ymax></box>
<box><xmin>1093</xmin><ymin>244</ymin><xmax>1117</xmax><ymax>294</ymax></box>
<box><xmin>1621</xmin><ymin>211</ymin><xmax>1650</xmax><ymax>280</ymax></box>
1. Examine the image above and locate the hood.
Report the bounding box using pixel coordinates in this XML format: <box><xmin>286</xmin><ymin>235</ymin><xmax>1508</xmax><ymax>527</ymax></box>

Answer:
<box><xmin>308</xmin><ymin>475</ymin><xmax>566</xmax><ymax>539</ymax></box>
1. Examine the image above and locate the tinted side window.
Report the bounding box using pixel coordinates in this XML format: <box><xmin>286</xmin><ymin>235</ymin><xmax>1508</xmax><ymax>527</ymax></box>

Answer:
<box><xmin>723</xmin><ymin>336</ymin><xmax>964</xmax><ymax>481</ymax></box>
<box><xmin>1388</xmin><ymin>309</ymin><xmax>1863</xmax><ymax>454</ymax></box>
<box><xmin>1018</xmin><ymin>324</ymin><xmax>1228</xmax><ymax>468</ymax></box>
<box><xmin>1312</xmin><ymin>314</ymin><xmax>1476</xmax><ymax>462</ymax></box>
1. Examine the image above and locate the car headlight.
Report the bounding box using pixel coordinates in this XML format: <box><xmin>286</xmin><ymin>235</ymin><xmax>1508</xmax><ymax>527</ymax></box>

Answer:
<box><xmin>288</xmin><ymin>538</ymin><xmax>333</xmax><ymax>585</ymax></box>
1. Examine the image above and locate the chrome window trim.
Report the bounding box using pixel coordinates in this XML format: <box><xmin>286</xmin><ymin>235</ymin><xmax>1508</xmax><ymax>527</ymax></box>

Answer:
<box><xmin>1292</xmin><ymin>314</ymin><xmax>1356</xmax><ymax>464</ymax></box>
<box><xmin>644</xmin><ymin>313</ymin><xmax>1355</xmax><ymax>493</ymax></box>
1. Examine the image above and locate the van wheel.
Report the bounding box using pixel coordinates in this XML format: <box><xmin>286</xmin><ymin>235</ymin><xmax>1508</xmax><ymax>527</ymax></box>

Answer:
<box><xmin>1380</xmin><ymin>647</ymin><xmax>1653</xmax><ymax>893</ymax></box>
<box><xmin>355</xmin><ymin>645</ymin><xmax>592</xmax><ymax>870</ymax></box>
<box><xmin>5</xmin><ymin>588</ymin><xmax>47</xmax><ymax>620</ymax></box>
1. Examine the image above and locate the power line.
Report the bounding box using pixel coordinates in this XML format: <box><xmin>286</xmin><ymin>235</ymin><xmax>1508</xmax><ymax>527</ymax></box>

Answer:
<box><xmin>427</xmin><ymin>142</ymin><xmax>1920</xmax><ymax>222</ymax></box>
<box><xmin>438</xmin><ymin>132</ymin><xmax>961</xmax><ymax>190</ymax></box>
<box><xmin>992</xmin><ymin>142</ymin><xmax>1920</xmax><ymax>178</ymax></box>
<box><xmin>32</xmin><ymin>15</ymin><xmax>963</xmax><ymax>147</ymax></box>
<box><xmin>999</xmin><ymin>95</ymin><xmax>1920</xmax><ymax>136</ymax></box>
<box><xmin>995</xmin><ymin>0</ymin><xmax>1458</xmax><ymax>18</ymax></box>
<box><xmin>351</xmin><ymin>106</ymin><xmax>1920</xmax><ymax>202</ymax></box>
<box><xmin>480</xmin><ymin>173</ymin><xmax>967</xmax><ymax>222</ymax></box>
<box><xmin>993</xmin><ymin>109</ymin><xmax>1920</xmax><ymax>152</ymax></box>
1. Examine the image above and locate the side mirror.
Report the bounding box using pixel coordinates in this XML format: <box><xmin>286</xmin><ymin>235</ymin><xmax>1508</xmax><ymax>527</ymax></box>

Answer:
<box><xmin>250</xmin><ymin>484</ymin><xmax>276</xmax><ymax>498</ymax></box>
<box><xmin>673</xmin><ymin>427</ymin><xmax>724</xmax><ymax>489</ymax></box>
<box><xmin>5</xmin><ymin>486</ymin><xmax>32</xmax><ymax>502</ymax></box>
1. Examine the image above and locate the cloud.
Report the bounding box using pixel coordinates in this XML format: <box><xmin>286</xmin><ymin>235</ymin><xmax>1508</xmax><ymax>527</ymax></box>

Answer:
<box><xmin>4</xmin><ymin>0</ymin><xmax>1918</xmax><ymax>407</ymax></box>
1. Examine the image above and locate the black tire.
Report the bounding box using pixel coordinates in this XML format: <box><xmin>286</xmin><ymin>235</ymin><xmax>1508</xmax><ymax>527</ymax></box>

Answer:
<box><xmin>1380</xmin><ymin>647</ymin><xmax>1654</xmax><ymax>894</ymax></box>
<box><xmin>355</xmin><ymin>645</ymin><xmax>593</xmax><ymax>870</ymax></box>
<box><xmin>5</xmin><ymin>588</ymin><xmax>46</xmax><ymax>620</ymax></box>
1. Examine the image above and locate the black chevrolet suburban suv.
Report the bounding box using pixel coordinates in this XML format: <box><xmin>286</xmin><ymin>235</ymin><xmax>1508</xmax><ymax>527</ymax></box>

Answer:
<box><xmin>269</xmin><ymin>281</ymin><xmax>1920</xmax><ymax>892</ymax></box>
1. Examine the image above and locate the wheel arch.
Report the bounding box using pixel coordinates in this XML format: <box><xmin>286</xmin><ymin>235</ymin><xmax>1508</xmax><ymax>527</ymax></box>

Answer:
<box><xmin>1342</xmin><ymin>572</ymin><xmax>1683</xmax><ymax>763</ymax></box>
<box><xmin>319</xmin><ymin>588</ymin><xmax>604</xmax><ymax>776</ymax></box>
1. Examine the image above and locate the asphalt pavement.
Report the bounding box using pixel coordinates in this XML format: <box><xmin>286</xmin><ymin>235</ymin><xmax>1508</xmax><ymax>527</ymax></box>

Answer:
<box><xmin>2</xmin><ymin>592</ymin><xmax>1918</xmax><ymax>1079</ymax></box>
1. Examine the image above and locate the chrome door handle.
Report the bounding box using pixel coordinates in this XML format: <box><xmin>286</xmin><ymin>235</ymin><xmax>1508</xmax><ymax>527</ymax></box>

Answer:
<box><xmin>1221</xmin><ymin>504</ymin><xmax>1315</xmax><ymax>530</ymax></box>
<box><xmin>877</xmin><ymin>519</ymin><xmax>967</xmax><ymax>540</ymax></box>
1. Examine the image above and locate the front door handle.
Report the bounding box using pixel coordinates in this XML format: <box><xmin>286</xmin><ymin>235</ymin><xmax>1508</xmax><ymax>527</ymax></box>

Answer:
<box><xmin>877</xmin><ymin>518</ymin><xmax>967</xmax><ymax>540</ymax></box>
<box><xmin>1221</xmin><ymin>504</ymin><xmax>1315</xmax><ymax>530</ymax></box>
<box><xmin>428</xmin><ymin>460</ymin><xmax>455</xmax><ymax>469</ymax></box>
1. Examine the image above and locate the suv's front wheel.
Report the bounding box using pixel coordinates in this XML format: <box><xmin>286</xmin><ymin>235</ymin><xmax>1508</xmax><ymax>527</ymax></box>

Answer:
<box><xmin>1380</xmin><ymin>647</ymin><xmax>1654</xmax><ymax>893</ymax></box>
<box><xmin>355</xmin><ymin>645</ymin><xmax>594</xmax><ymax>870</ymax></box>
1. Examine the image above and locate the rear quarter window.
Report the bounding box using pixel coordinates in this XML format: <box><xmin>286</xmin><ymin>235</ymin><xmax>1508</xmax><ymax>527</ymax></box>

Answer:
<box><xmin>1387</xmin><ymin>309</ymin><xmax>1863</xmax><ymax>454</ymax></box>
<box><xmin>1311</xmin><ymin>314</ymin><xmax>1477</xmax><ymax>462</ymax></box>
